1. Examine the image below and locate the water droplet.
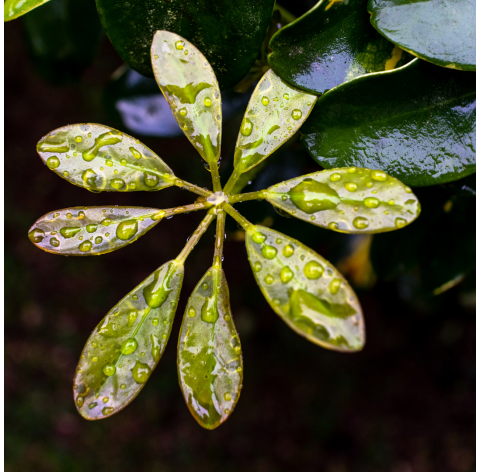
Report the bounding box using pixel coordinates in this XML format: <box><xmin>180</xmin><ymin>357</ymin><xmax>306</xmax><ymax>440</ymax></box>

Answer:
<box><xmin>75</xmin><ymin>136</ymin><xmax>82</xmax><ymax>143</ymax></box>
<box><xmin>101</xmin><ymin>218</ymin><xmax>112</xmax><ymax>226</ymax></box>
<box><xmin>283</xmin><ymin>93</ymin><xmax>289</xmax><ymax>100</ymax></box>
<box><xmin>183</xmin><ymin>49</ymin><xmax>189</xmax><ymax>56</ymax></box>
<box><xmin>261</xmin><ymin>96</ymin><xmax>270</xmax><ymax>106</ymax></box>
<box><xmin>50</xmin><ymin>238</ymin><xmax>60</xmax><ymax>247</ymax></box>
<box><xmin>46</xmin><ymin>156</ymin><xmax>60</xmax><ymax>169</ymax></box>
<box><xmin>102</xmin><ymin>407</ymin><xmax>114</xmax><ymax>415</ymax></box>
<box><xmin>330</xmin><ymin>173</ymin><xmax>341</xmax><ymax>182</ymax></box>
<box><xmin>395</xmin><ymin>218</ymin><xmax>407</xmax><ymax>228</ymax></box>
<box><xmin>388</xmin><ymin>199</ymin><xmax>395</xmax><ymax>205</ymax></box>
<box><xmin>179</xmin><ymin>108</ymin><xmax>187</xmax><ymax>117</ymax></box>
<box><xmin>142</xmin><ymin>172</ymin><xmax>159</xmax><ymax>188</ymax></box>
<box><xmin>240</xmin><ymin>118</ymin><xmax>253</xmax><ymax>136</ymax></box>
<box><xmin>95</xmin><ymin>236</ymin><xmax>103</xmax><ymax>244</ymax></box>
<box><xmin>204</xmin><ymin>97</ymin><xmax>212</xmax><ymax>107</ymax></box>
<box><xmin>224</xmin><ymin>392</ymin><xmax>232</xmax><ymax>401</ymax></box>
<box><xmin>251</xmin><ymin>232</ymin><xmax>266</xmax><ymax>244</ymax></box>
<box><xmin>276</xmin><ymin>238</ymin><xmax>282</xmax><ymax>244</ymax></box>
<box><xmin>202</xmin><ymin>282</ymin><xmax>209</xmax><ymax>290</ymax></box>
<box><xmin>283</xmin><ymin>244</ymin><xmax>294</xmax><ymax>257</ymax></box>
<box><xmin>364</xmin><ymin>197</ymin><xmax>380</xmax><ymax>208</ymax></box>
<box><xmin>92</xmin><ymin>356</ymin><xmax>99</xmax><ymax>362</ymax></box>
<box><xmin>128</xmin><ymin>310</ymin><xmax>138</xmax><ymax>327</ymax></box>
<box><xmin>103</xmin><ymin>364</ymin><xmax>116</xmax><ymax>376</ymax></box>
<box><xmin>66</xmin><ymin>213</ymin><xmax>72</xmax><ymax>219</ymax></box>
<box><xmin>110</xmin><ymin>178</ymin><xmax>125</xmax><ymax>190</ymax></box>
<box><xmin>344</xmin><ymin>182</ymin><xmax>358</xmax><ymax>192</ymax></box>
<box><xmin>28</xmin><ymin>228</ymin><xmax>45</xmax><ymax>243</ymax></box>
<box><xmin>353</xmin><ymin>217</ymin><xmax>369</xmax><ymax>229</ymax></box>
<box><xmin>261</xmin><ymin>245</ymin><xmax>277</xmax><ymax>259</ymax></box>
<box><xmin>281</xmin><ymin>195</ymin><xmax>288</xmax><ymax>201</ymax></box>
<box><xmin>78</xmin><ymin>241</ymin><xmax>92</xmax><ymax>252</ymax></box>
<box><xmin>280</xmin><ymin>266</ymin><xmax>294</xmax><ymax>284</ymax></box>
<box><xmin>120</xmin><ymin>384</ymin><xmax>126</xmax><ymax>390</ymax></box>
<box><xmin>201</xmin><ymin>296</ymin><xmax>219</xmax><ymax>323</ymax></box>
<box><xmin>329</xmin><ymin>278</ymin><xmax>341</xmax><ymax>294</ymax></box>
<box><xmin>188</xmin><ymin>307</ymin><xmax>196</xmax><ymax>317</ymax></box>
<box><xmin>371</xmin><ymin>170</ymin><xmax>387</xmax><ymax>181</ymax></box>
<box><xmin>264</xmin><ymin>274</ymin><xmax>274</xmax><ymax>284</ymax></box>
<box><xmin>289</xmin><ymin>178</ymin><xmax>340</xmax><ymax>214</ymax></box>
<box><xmin>254</xmin><ymin>261</ymin><xmax>262</xmax><ymax>272</ymax></box>
<box><xmin>120</xmin><ymin>338</ymin><xmax>138</xmax><ymax>355</ymax></box>
<box><xmin>116</xmin><ymin>219</ymin><xmax>138</xmax><ymax>241</ymax></box>
<box><xmin>121</xmin><ymin>159</ymin><xmax>127</xmax><ymax>166</ymax></box>
<box><xmin>60</xmin><ymin>227</ymin><xmax>81</xmax><ymax>238</ymax></box>
<box><xmin>152</xmin><ymin>318</ymin><xmax>159</xmax><ymax>326</ymax></box>
<box><xmin>304</xmin><ymin>261</ymin><xmax>324</xmax><ymax>279</ymax></box>
<box><xmin>83</xmin><ymin>224</ymin><xmax>96</xmax><ymax>234</ymax></box>
<box><xmin>88</xmin><ymin>402</ymin><xmax>97</xmax><ymax>410</ymax></box>
<box><xmin>143</xmin><ymin>266</ymin><xmax>173</xmax><ymax>308</ymax></box>
<box><xmin>130</xmin><ymin>147</ymin><xmax>142</xmax><ymax>159</ymax></box>
<box><xmin>404</xmin><ymin>187</ymin><xmax>412</xmax><ymax>193</ymax></box>
<box><xmin>348</xmin><ymin>167</ymin><xmax>356</xmax><ymax>173</ymax></box>
<box><xmin>328</xmin><ymin>222</ymin><xmax>338</xmax><ymax>230</ymax></box>
<box><xmin>291</xmin><ymin>109</ymin><xmax>302</xmax><ymax>120</ymax></box>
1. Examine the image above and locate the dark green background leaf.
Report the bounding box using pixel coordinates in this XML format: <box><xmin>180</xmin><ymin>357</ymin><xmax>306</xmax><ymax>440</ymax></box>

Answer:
<box><xmin>95</xmin><ymin>0</ymin><xmax>275</xmax><ymax>90</ymax></box>
<box><xmin>268</xmin><ymin>0</ymin><xmax>411</xmax><ymax>95</ymax></box>
<box><xmin>301</xmin><ymin>59</ymin><xmax>476</xmax><ymax>187</ymax></box>
<box><xmin>368</xmin><ymin>0</ymin><xmax>476</xmax><ymax>71</ymax></box>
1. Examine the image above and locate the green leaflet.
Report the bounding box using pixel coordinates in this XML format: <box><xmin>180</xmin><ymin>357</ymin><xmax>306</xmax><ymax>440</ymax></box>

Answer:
<box><xmin>232</xmin><ymin>69</ymin><xmax>317</xmax><ymax>175</ymax></box>
<box><xmin>74</xmin><ymin>260</ymin><xmax>184</xmax><ymax>420</ymax></box>
<box><xmin>151</xmin><ymin>31</ymin><xmax>222</xmax><ymax>168</ymax></box>
<box><xmin>246</xmin><ymin>225</ymin><xmax>364</xmax><ymax>352</ymax></box>
<box><xmin>95</xmin><ymin>0</ymin><xmax>275</xmax><ymax>89</ymax></box>
<box><xmin>266</xmin><ymin>168</ymin><xmax>420</xmax><ymax>234</ymax></box>
<box><xmin>37</xmin><ymin>123</ymin><xmax>175</xmax><ymax>192</ymax></box>
<box><xmin>268</xmin><ymin>0</ymin><xmax>412</xmax><ymax>95</ymax></box>
<box><xmin>301</xmin><ymin>59</ymin><xmax>476</xmax><ymax>187</ymax></box>
<box><xmin>4</xmin><ymin>0</ymin><xmax>49</xmax><ymax>21</ymax></box>
<box><xmin>178</xmin><ymin>267</ymin><xmax>242</xmax><ymax>430</ymax></box>
<box><xmin>368</xmin><ymin>0</ymin><xmax>476</xmax><ymax>71</ymax></box>
<box><xmin>28</xmin><ymin>206</ymin><xmax>162</xmax><ymax>255</ymax></box>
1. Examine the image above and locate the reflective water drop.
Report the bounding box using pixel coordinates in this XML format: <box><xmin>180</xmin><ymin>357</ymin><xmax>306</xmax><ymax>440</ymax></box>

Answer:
<box><xmin>201</xmin><ymin>296</ymin><xmax>219</xmax><ymax>323</ymax></box>
<box><xmin>281</xmin><ymin>195</ymin><xmax>288</xmax><ymax>201</ymax></box>
<box><xmin>50</xmin><ymin>238</ymin><xmax>60</xmax><ymax>247</ymax></box>
<box><xmin>121</xmin><ymin>338</ymin><xmax>138</xmax><ymax>355</ymax></box>
<box><xmin>152</xmin><ymin>318</ymin><xmax>159</xmax><ymax>326</ymax></box>
<box><xmin>88</xmin><ymin>402</ymin><xmax>97</xmax><ymax>410</ymax></box>
<box><xmin>144</xmin><ymin>172</ymin><xmax>159</xmax><ymax>187</ymax></box>
<box><xmin>261</xmin><ymin>245</ymin><xmax>277</xmax><ymax>260</ymax></box>
<box><xmin>102</xmin><ymin>407</ymin><xmax>114</xmax><ymax>415</ymax></box>
<box><xmin>106</xmin><ymin>159</ymin><xmax>113</xmax><ymax>167</ymax></box>
<box><xmin>264</xmin><ymin>275</ymin><xmax>274</xmax><ymax>284</ymax></box>
<box><xmin>240</xmin><ymin>118</ymin><xmax>253</xmax><ymax>136</ymax></box>
<box><xmin>79</xmin><ymin>241</ymin><xmax>92</xmax><ymax>252</ymax></box>
<box><xmin>76</xmin><ymin>396</ymin><xmax>84</xmax><ymax>407</ymax></box>
<box><xmin>330</xmin><ymin>173</ymin><xmax>341</xmax><ymax>182</ymax></box>
<box><xmin>202</xmin><ymin>282</ymin><xmax>209</xmax><ymax>290</ymax></box>
<box><xmin>280</xmin><ymin>266</ymin><xmax>294</xmax><ymax>284</ymax></box>
<box><xmin>103</xmin><ymin>364</ymin><xmax>116</xmax><ymax>376</ymax></box>
<box><xmin>251</xmin><ymin>232</ymin><xmax>267</xmax><ymax>244</ymax></box>
<box><xmin>224</xmin><ymin>392</ymin><xmax>232</xmax><ymax>401</ymax></box>
<box><xmin>329</xmin><ymin>278</ymin><xmax>341</xmax><ymax>295</ymax></box>
<box><xmin>110</xmin><ymin>178</ymin><xmax>125</xmax><ymax>190</ymax></box>
<box><xmin>121</xmin><ymin>159</ymin><xmax>127</xmax><ymax>166</ymax></box>
<box><xmin>83</xmin><ymin>131</ymin><xmax>122</xmax><ymax>162</ymax></box>
<box><xmin>60</xmin><ymin>227</ymin><xmax>81</xmax><ymax>238</ymax></box>
<box><xmin>120</xmin><ymin>384</ymin><xmax>126</xmax><ymax>390</ymax></box>
<box><xmin>283</xmin><ymin>93</ymin><xmax>289</xmax><ymax>100</ymax></box>
<box><xmin>371</xmin><ymin>170</ymin><xmax>388</xmax><ymax>182</ymax></box>
<box><xmin>254</xmin><ymin>261</ymin><xmax>262</xmax><ymax>272</ymax></box>
<box><xmin>344</xmin><ymin>182</ymin><xmax>358</xmax><ymax>192</ymax></box>
<box><xmin>75</xmin><ymin>136</ymin><xmax>83</xmax><ymax>143</ymax></box>
<box><xmin>188</xmin><ymin>307</ymin><xmax>196</xmax><ymax>317</ymax></box>
<box><xmin>388</xmin><ymin>199</ymin><xmax>395</xmax><ymax>205</ymax></box>
<box><xmin>302</xmin><ymin>261</ymin><xmax>323</xmax><ymax>280</ymax></box>
<box><xmin>328</xmin><ymin>222</ymin><xmax>339</xmax><ymax>230</ymax></box>
<box><xmin>353</xmin><ymin>217</ymin><xmax>369</xmax><ymax>229</ymax></box>
<box><xmin>175</xmin><ymin>40</ymin><xmax>184</xmax><ymax>50</ymax></box>
<box><xmin>204</xmin><ymin>97</ymin><xmax>212</xmax><ymax>107</ymax></box>
<box><xmin>128</xmin><ymin>310</ymin><xmax>138</xmax><ymax>327</ymax></box>
<box><xmin>348</xmin><ymin>167</ymin><xmax>356</xmax><ymax>173</ymax></box>
<box><xmin>291</xmin><ymin>109</ymin><xmax>302</xmax><ymax>120</ymax></box>
<box><xmin>28</xmin><ymin>228</ymin><xmax>45</xmax><ymax>243</ymax></box>
<box><xmin>116</xmin><ymin>219</ymin><xmax>138</xmax><ymax>241</ymax></box>
<box><xmin>132</xmin><ymin>360</ymin><xmax>151</xmax><ymax>383</ymax></box>
<box><xmin>95</xmin><ymin>236</ymin><xmax>103</xmax><ymax>244</ymax></box>
<box><xmin>364</xmin><ymin>197</ymin><xmax>380</xmax><ymax>208</ymax></box>
<box><xmin>143</xmin><ymin>266</ymin><xmax>173</xmax><ymax>308</ymax></box>
<box><xmin>47</xmin><ymin>156</ymin><xmax>60</xmax><ymax>169</ymax></box>
<box><xmin>101</xmin><ymin>218</ymin><xmax>112</xmax><ymax>226</ymax></box>
<box><xmin>86</xmin><ymin>224</ymin><xmax>97</xmax><ymax>233</ymax></box>
<box><xmin>151</xmin><ymin>334</ymin><xmax>161</xmax><ymax>361</ymax></box>
<box><xmin>395</xmin><ymin>218</ymin><xmax>407</xmax><ymax>228</ymax></box>
<box><xmin>130</xmin><ymin>147</ymin><xmax>142</xmax><ymax>159</ymax></box>
<box><xmin>261</xmin><ymin>96</ymin><xmax>270</xmax><ymax>106</ymax></box>
<box><xmin>179</xmin><ymin>108</ymin><xmax>187</xmax><ymax>117</ymax></box>
<box><xmin>289</xmin><ymin>178</ymin><xmax>340</xmax><ymax>214</ymax></box>
<box><xmin>283</xmin><ymin>244</ymin><xmax>294</xmax><ymax>257</ymax></box>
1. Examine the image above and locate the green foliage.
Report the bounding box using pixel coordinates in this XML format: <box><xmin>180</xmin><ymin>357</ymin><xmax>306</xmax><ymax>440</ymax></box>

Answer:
<box><xmin>4</xmin><ymin>0</ymin><xmax>49</xmax><ymax>21</ymax></box>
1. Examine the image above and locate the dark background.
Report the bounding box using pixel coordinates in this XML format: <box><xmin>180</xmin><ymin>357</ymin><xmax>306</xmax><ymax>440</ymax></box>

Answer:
<box><xmin>5</xmin><ymin>2</ymin><xmax>475</xmax><ymax>471</ymax></box>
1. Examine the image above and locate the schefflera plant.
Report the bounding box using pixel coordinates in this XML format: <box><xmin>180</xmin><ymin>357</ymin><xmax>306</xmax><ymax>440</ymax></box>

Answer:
<box><xmin>28</xmin><ymin>31</ymin><xmax>420</xmax><ymax>429</ymax></box>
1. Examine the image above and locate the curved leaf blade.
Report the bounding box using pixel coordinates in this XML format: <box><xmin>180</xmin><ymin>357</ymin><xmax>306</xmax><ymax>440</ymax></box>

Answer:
<box><xmin>151</xmin><ymin>31</ymin><xmax>222</xmax><ymax>167</ymax></box>
<box><xmin>301</xmin><ymin>59</ymin><xmax>476</xmax><ymax>187</ymax></box>
<box><xmin>266</xmin><ymin>168</ymin><xmax>420</xmax><ymax>234</ymax></box>
<box><xmin>246</xmin><ymin>225</ymin><xmax>364</xmax><ymax>352</ymax></box>
<box><xmin>268</xmin><ymin>0</ymin><xmax>412</xmax><ymax>95</ymax></box>
<box><xmin>37</xmin><ymin>123</ymin><xmax>175</xmax><ymax>192</ymax></box>
<box><xmin>368</xmin><ymin>0</ymin><xmax>475</xmax><ymax>71</ymax></box>
<box><xmin>4</xmin><ymin>0</ymin><xmax>49</xmax><ymax>21</ymax></box>
<box><xmin>178</xmin><ymin>267</ymin><xmax>242</xmax><ymax>429</ymax></box>
<box><xmin>233</xmin><ymin>69</ymin><xmax>317</xmax><ymax>175</ymax></box>
<box><xmin>74</xmin><ymin>260</ymin><xmax>184</xmax><ymax>419</ymax></box>
<box><xmin>28</xmin><ymin>206</ymin><xmax>163</xmax><ymax>255</ymax></box>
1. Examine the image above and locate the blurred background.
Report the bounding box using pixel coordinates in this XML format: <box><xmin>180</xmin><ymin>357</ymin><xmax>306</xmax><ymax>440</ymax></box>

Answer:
<box><xmin>4</xmin><ymin>1</ymin><xmax>475</xmax><ymax>471</ymax></box>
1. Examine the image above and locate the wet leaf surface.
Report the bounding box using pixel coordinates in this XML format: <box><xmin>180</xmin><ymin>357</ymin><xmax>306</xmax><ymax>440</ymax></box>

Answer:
<box><xmin>269</xmin><ymin>0</ymin><xmax>412</xmax><ymax>95</ymax></box>
<box><xmin>74</xmin><ymin>260</ymin><xmax>184</xmax><ymax>419</ymax></box>
<box><xmin>37</xmin><ymin>123</ymin><xmax>176</xmax><ymax>192</ymax></box>
<box><xmin>266</xmin><ymin>167</ymin><xmax>420</xmax><ymax>233</ymax></box>
<box><xmin>368</xmin><ymin>0</ymin><xmax>476</xmax><ymax>71</ymax></box>
<box><xmin>246</xmin><ymin>225</ymin><xmax>364</xmax><ymax>352</ymax></box>
<box><xmin>301</xmin><ymin>59</ymin><xmax>476</xmax><ymax>187</ymax></box>
<box><xmin>151</xmin><ymin>31</ymin><xmax>221</xmax><ymax>167</ymax></box>
<box><xmin>95</xmin><ymin>0</ymin><xmax>275</xmax><ymax>89</ymax></box>
<box><xmin>28</xmin><ymin>206</ymin><xmax>162</xmax><ymax>255</ymax></box>
<box><xmin>4</xmin><ymin>0</ymin><xmax>48</xmax><ymax>21</ymax></box>
<box><xmin>178</xmin><ymin>267</ymin><xmax>243</xmax><ymax>429</ymax></box>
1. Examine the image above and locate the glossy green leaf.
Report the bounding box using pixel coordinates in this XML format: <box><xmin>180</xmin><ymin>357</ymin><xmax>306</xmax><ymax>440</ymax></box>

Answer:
<box><xmin>233</xmin><ymin>69</ymin><xmax>317</xmax><ymax>175</ymax></box>
<box><xmin>95</xmin><ymin>0</ymin><xmax>275</xmax><ymax>89</ymax></box>
<box><xmin>151</xmin><ymin>31</ymin><xmax>221</xmax><ymax>167</ymax></box>
<box><xmin>28</xmin><ymin>206</ymin><xmax>162</xmax><ymax>255</ymax></box>
<box><xmin>4</xmin><ymin>0</ymin><xmax>48</xmax><ymax>21</ymax></box>
<box><xmin>37</xmin><ymin>123</ymin><xmax>176</xmax><ymax>192</ymax></box>
<box><xmin>266</xmin><ymin>168</ymin><xmax>420</xmax><ymax>234</ymax></box>
<box><xmin>368</xmin><ymin>0</ymin><xmax>475</xmax><ymax>71</ymax></box>
<box><xmin>246</xmin><ymin>225</ymin><xmax>364</xmax><ymax>352</ymax></box>
<box><xmin>268</xmin><ymin>0</ymin><xmax>412</xmax><ymax>95</ymax></box>
<box><xmin>178</xmin><ymin>267</ymin><xmax>242</xmax><ymax>429</ymax></box>
<box><xmin>74</xmin><ymin>260</ymin><xmax>184</xmax><ymax>419</ymax></box>
<box><xmin>301</xmin><ymin>59</ymin><xmax>476</xmax><ymax>187</ymax></box>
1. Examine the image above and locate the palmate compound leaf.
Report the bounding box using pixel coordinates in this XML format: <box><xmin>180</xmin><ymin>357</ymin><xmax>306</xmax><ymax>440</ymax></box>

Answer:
<box><xmin>28</xmin><ymin>206</ymin><xmax>163</xmax><ymax>255</ymax></box>
<box><xmin>74</xmin><ymin>260</ymin><xmax>184</xmax><ymax>420</ymax></box>
<box><xmin>151</xmin><ymin>31</ymin><xmax>222</xmax><ymax>168</ymax></box>
<box><xmin>4</xmin><ymin>0</ymin><xmax>49</xmax><ymax>21</ymax></box>
<box><xmin>37</xmin><ymin>123</ymin><xmax>175</xmax><ymax>192</ymax></box>
<box><xmin>246</xmin><ymin>225</ymin><xmax>364</xmax><ymax>352</ymax></box>
<box><xmin>178</xmin><ymin>266</ymin><xmax>243</xmax><ymax>429</ymax></box>
<box><xmin>265</xmin><ymin>168</ymin><xmax>420</xmax><ymax>234</ymax></box>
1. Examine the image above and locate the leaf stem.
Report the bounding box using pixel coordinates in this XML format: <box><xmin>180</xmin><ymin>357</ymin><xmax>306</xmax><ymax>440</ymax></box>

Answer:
<box><xmin>174</xmin><ymin>178</ymin><xmax>212</xmax><ymax>197</ymax></box>
<box><xmin>210</xmin><ymin>161</ymin><xmax>223</xmax><ymax>193</ymax></box>
<box><xmin>228</xmin><ymin>190</ymin><xmax>267</xmax><ymax>204</ymax></box>
<box><xmin>153</xmin><ymin>201</ymin><xmax>212</xmax><ymax>220</ymax></box>
<box><xmin>222</xmin><ymin>202</ymin><xmax>252</xmax><ymax>230</ymax></box>
<box><xmin>213</xmin><ymin>210</ymin><xmax>226</xmax><ymax>269</ymax></box>
<box><xmin>223</xmin><ymin>170</ymin><xmax>241</xmax><ymax>195</ymax></box>
<box><xmin>175</xmin><ymin>213</ymin><xmax>215</xmax><ymax>264</ymax></box>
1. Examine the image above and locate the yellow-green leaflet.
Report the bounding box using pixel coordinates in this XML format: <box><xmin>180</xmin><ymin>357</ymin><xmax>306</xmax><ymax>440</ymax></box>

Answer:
<box><xmin>74</xmin><ymin>260</ymin><xmax>184</xmax><ymax>420</ymax></box>
<box><xmin>233</xmin><ymin>69</ymin><xmax>317</xmax><ymax>174</ymax></box>
<box><xmin>178</xmin><ymin>267</ymin><xmax>242</xmax><ymax>430</ymax></box>
<box><xmin>266</xmin><ymin>167</ymin><xmax>421</xmax><ymax>233</ymax></box>
<box><xmin>246</xmin><ymin>225</ymin><xmax>364</xmax><ymax>352</ymax></box>
<box><xmin>151</xmin><ymin>30</ymin><xmax>222</xmax><ymax>168</ymax></box>
<box><xmin>4</xmin><ymin>0</ymin><xmax>49</xmax><ymax>21</ymax></box>
<box><xmin>37</xmin><ymin>123</ymin><xmax>175</xmax><ymax>192</ymax></box>
<box><xmin>28</xmin><ymin>206</ymin><xmax>162</xmax><ymax>255</ymax></box>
